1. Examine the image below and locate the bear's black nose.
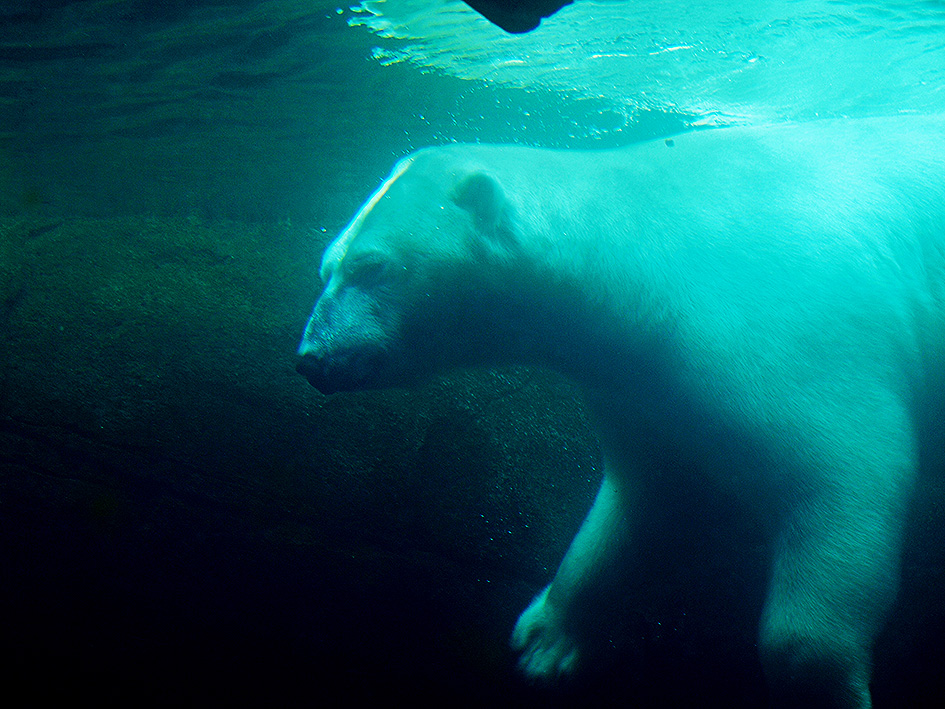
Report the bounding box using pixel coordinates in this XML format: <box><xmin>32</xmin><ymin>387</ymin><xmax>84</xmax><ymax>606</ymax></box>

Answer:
<box><xmin>296</xmin><ymin>355</ymin><xmax>325</xmax><ymax>389</ymax></box>
<box><xmin>296</xmin><ymin>354</ymin><xmax>349</xmax><ymax>395</ymax></box>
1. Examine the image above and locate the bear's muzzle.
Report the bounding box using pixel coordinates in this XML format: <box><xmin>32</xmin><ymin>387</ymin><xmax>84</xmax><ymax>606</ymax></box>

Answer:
<box><xmin>296</xmin><ymin>348</ymin><xmax>388</xmax><ymax>395</ymax></box>
<box><xmin>295</xmin><ymin>354</ymin><xmax>333</xmax><ymax>393</ymax></box>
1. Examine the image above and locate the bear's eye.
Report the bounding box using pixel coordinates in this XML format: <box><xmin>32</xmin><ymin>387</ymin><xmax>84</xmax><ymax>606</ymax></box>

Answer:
<box><xmin>344</xmin><ymin>255</ymin><xmax>390</xmax><ymax>288</ymax></box>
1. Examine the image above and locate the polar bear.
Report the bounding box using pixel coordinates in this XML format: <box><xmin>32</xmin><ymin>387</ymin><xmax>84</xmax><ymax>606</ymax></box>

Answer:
<box><xmin>296</xmin><ymin>116</ymin><xmax>945</xmax><ymax>708</ymax></box>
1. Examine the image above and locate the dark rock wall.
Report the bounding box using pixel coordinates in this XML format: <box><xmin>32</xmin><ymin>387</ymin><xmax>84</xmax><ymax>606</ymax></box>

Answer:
<box><xmin>0</xmin><ymin>215</ymin><xmax>601</xmax><ymax>703</ymax></box>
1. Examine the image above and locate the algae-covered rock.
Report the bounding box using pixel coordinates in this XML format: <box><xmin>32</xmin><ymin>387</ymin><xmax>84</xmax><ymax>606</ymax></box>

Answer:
<box><xmin>0</xmin><ymin>215</ymin><xmax>598</xmax><ymax>703</ymax></box>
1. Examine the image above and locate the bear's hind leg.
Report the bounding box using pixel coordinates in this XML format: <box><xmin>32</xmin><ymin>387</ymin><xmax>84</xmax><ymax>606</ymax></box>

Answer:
<box><xmin>759</xmin><ymin>478</ymin><xmax>910</xmax><ymax>709</ymax></box>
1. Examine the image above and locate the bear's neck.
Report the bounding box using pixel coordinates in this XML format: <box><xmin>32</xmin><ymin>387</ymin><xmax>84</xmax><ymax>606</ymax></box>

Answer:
<box><xmin>475</xmin><ymin>239</ymin><xmax>672</xmax><ymax>394</ymax></box>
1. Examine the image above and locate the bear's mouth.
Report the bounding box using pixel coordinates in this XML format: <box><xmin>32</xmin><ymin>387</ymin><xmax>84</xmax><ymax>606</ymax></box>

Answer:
<box><xmin>296</xmin><ymin>350</ymin><xmax>384</xmax><ymax>395</ymax></box>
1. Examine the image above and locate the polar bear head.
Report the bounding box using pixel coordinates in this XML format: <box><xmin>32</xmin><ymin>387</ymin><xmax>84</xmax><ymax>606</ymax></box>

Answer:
<box><xmin>296</xmin><ymin>150</ymin><xmax>529</xmax><ymax>395</ymax></box>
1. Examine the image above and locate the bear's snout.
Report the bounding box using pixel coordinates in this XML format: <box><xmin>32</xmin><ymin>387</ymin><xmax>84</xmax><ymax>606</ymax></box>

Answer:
<box><xmin>295</xmin><ymin>354</ymin><xmax>327</xmax><ymax>391</ymax></box>
<box><xmin>296</xmin><ymin>353</ymin><xmax>351</xmax><ymax>395</ymax></box>
<box><xmin>296</xmin><ymin>349</ymin><xmax>387</xmax><ymax>395</ymax></box>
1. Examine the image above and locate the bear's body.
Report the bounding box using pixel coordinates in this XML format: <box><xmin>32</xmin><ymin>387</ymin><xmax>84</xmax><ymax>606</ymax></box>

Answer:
<box><xmin>297</xmin><ymin>116</ymin><xmax>945</xmax><ymax>707</ymax></box>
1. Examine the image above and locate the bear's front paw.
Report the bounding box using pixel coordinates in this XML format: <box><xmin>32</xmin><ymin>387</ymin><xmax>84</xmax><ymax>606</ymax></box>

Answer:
<box><xmin>510</xmin><ymin>585</ymin><xmax>580</xmax><ymax>681</ymax></box>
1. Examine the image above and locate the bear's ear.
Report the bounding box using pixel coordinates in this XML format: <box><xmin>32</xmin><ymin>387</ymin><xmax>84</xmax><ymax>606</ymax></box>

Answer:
<box><xmin>451</xmin><ymin>171</ymin><xmax>517</xmax><ymax>248</ymax></box>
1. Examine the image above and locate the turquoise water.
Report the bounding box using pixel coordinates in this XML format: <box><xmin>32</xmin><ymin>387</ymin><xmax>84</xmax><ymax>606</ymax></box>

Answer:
<box><xmin>358</xmin><ymin>0</ymin><xmax>945</xmax><ymax>124</ymax></box>
<box><xmin>4</xmin><ymin>1</ymin><xmax>942</xmax><ymax>221</ymax></box>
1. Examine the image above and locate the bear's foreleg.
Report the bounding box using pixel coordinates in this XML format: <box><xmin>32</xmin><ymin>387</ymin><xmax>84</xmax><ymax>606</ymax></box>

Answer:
<box><xmin>511</xmin><ymin>468</ymin><xmax>635</xmax><ymax>679</ymax></box>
